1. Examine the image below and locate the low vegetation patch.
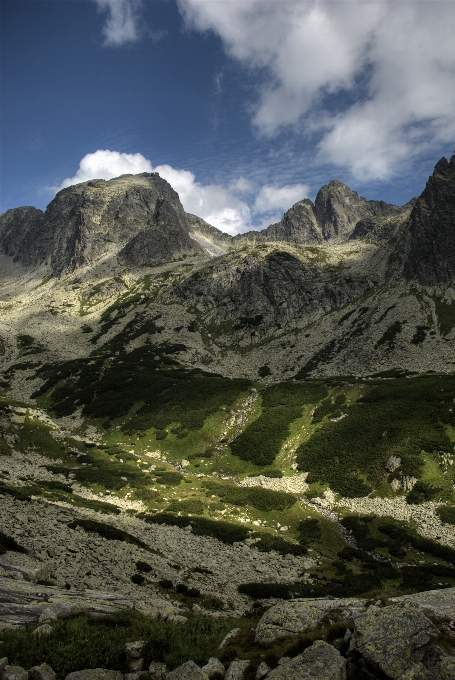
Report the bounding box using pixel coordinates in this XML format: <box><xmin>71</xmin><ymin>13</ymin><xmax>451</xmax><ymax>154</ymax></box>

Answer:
<box><xmin>231</xmin><ymin>382</ymin><xmax>327</xmax><ymax>466</ymax></box>
<box><xmin>296</xmin><ymin>374</ymin><xmax>455</xmax><ymax>497</ymax></box>
<box><xmin>0</xmin><ymin>610</ymin><xmax>243</xmax><ymax>676</ymax></box>
<box><xmin>201</xmin><ymin>480</ymin><xmax>296</xmax><ymax>511</ymax></box>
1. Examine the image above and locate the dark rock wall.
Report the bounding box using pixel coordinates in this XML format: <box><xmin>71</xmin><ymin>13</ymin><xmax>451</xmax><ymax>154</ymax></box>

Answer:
<box><xmin>404</xmin><ymin>154</ymin><xmax>455</xmax><ymax>285</ymax></box>
<box><xmin>0</xmin><ymin>206</ymin><xmax>47</xmax><ymax>266</ymax></box>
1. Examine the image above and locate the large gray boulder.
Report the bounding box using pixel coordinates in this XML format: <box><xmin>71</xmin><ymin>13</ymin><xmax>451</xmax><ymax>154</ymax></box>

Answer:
<box><xmin>28</xmin><ymin>664</ymin><xmax>57</xmax><ymax>680</ymax></box>
<box><xmin>266</xmin><ymin>640</ymin><xmax>346</xmax><ymax>680</ymax></box>
<box><xmin>350</xmin><ymin>603</ymin><xmax>438</xmax><ymax>679</ymax></box>
<box><xmin>254</xmin><ymin>597</ymin><xmax>367</xmax><ymax>644</ymax></box>
<box><xmin>224</xmin><ymin>660</ymin><xmax>249</xmax><ymax>680</ymax></box>
<box><xmin>64</xmin><ymin>671</ymin><xmax>123</xmax><ymax>680</ymax></box>
<box><xmin>201</xmin><ymin>658</ymin><xmax>225</xmax><ymax>680</ymax></box>
<box><xmin>390</xmin><ymin>587</ymin><xmax>455</xmax><ymax>620</ymax></box>
<box><xmin>1</xmin><ymin>667</ymin><xmax>28</xmax><ymax>680</ymax></box>
<box><xmin>166</xmin><ymin>661</ymin><xmax>208</xmax><ymax>680</ymax></box>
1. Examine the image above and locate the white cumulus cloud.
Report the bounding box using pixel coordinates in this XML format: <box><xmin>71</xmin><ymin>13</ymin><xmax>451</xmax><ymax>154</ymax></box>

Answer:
<box><xmin>254</xmin><ymin>183</ymin><xmax>310</xmax><ymax>215</ymax></box>
<box><xmin>54</xmin><ymin>150</ymin><xmax>309</xmax><ymax>236</ymax></box>
<box><xmin>57</xmin><ymin>150</ymin><xmax>153</xmax><ymax>189</ymax></box>
<box><xmin>179</xmin><ymin>0</ymin><xmax>455</xmax><ymax>182</ymax></box>
<box><xmin>95</xmin><ymin>0</ymin><xmax>143</xmax><ymax>46</ymax></box>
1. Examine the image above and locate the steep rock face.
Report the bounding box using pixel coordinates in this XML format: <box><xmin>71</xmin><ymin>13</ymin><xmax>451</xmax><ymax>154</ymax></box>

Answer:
<box><xmin>404</xmin><ymin>153</ymin><xmax>455</xmax><ymax>285</ymax></box>
<box><xmin>254</xmin><ymin>199</ymin><xmax>323</xmax><ymax>245</ymax></box>
<box><xmin>0</xmin><ymin>174</ymin><xmax>202</xmax><ymax>275</ymax></box>
<box><xmin>46</xmin><ymin>174</ymin><xmax>200</xmax><ymax>274</ymax></box>
<box><xmin>186</xmin><ymin>214</ymin><xmax>233</xmax><ymax>256</ymax></box>
<box><xmin>314</xmin><ymin>180</ymin><xmax>404</xmax><ymax>239</ymax></box>
<box><xmin>172</xmin><ymin>248</ymin><xmax>373</xmax><ymax>333</ymax></box>
<box><xmin>0</xmin><ymin>207</ymin><xmax>47</xmax><ymax>266</ymax></box>
<box><xmin>119</xmin><ymin>198</ymin><xmax>202</xmax><ymax>266</ymax></box>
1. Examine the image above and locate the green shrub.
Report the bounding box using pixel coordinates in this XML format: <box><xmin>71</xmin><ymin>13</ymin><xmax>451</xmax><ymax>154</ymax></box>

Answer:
<box><xmin>202</xmin><ymin>481</ymin><xmax>296</xmax><ymax>511</ymax></box>
<box><xmin>258</xmin><ymin>365</ymin><xmax>271</xmax><ymax>378</ymax></box>
<box><xmin>142</xmin><ymin>513</ymin><xmax>249</xmax><ymax>544</ymax></box>
<box><xmin>155</xmin><ymin>471</ymin><xmax>183</xmax><ymax>486</ymax></box>
<box><xmin>155</xmin><ymin>430</ymin><xmax>168</xmax><ymax>440</ymax></box>
<box><xmin>136</xmin><ymin>561</ymin><xmax>153</xmax><ymax>572</ymax></box>
<box><xmin>298</xmin><ymin>519</ymin><xmax>322</xmax><ymax>545</ymax></box>
<box><xmin>31</xmin><ymin>346</ymin><xmax>251</xmax><ymax>436</ymax></box>
<box><xmin>437</xmin><ymin>505</ymin><xmax>455</xmax><ymax>525</ymax></box>
<box><xmin>0</xmin><ymin>609</ymin><xmax>239</xmax><ymax>675</ymax></box>
<box><xmin>253</xmin><ymin>533</ymin><xmax>308</xmax><ymax>556</ymax></box>
<box><xmin>297</xmin><ymin>375</ymin><xmax>455</xmax><ymax>497</ymax></box>
<box><xmin>166</xmin><ymin>499</ymin><xmax>205</xmax><ymax>514</ymax></box>
<box><xmin>406</xmin><ymin>481</ymin><xmax>439</xmax><ymax>504</ymax></box>
<box><xmin>231</xmin><ymin>382</ymin><xmax>327</xmax><ymax>466</ymax></box>
<box><xmin>131</xmin><ymin>574</ymin><xmax>145</xmax><ymax>585</ymax></box>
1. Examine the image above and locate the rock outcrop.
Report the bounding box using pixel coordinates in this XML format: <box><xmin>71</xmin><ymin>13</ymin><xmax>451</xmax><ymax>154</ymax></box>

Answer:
<box><xmin>254</xmin><ymin>598</ymin><xmax>367</xmax><ymax>644</ymax></box>
<box><xmin>0</xmin><ymin>174</ymin><xmax>204</xmax><ymax>276</ymax></box>
<box><xmin>404</xmin><ymin>153</ymin><xmax>455</xmax><ymax>285</ymax></box>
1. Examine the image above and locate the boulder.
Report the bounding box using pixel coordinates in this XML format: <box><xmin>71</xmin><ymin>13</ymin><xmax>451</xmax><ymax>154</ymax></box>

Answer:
<box><xmin>350</xmin><ymin>603</ymin><xmax>438</xmax><ymax>679</ymax></box>
<box><xmin>148</xmin><ymin>663</ymin><xmax>167</xmax><ymax>680</ymax></box>
<box><xmin>254</xmin><ymin>663</ymin><xmax>270</xmax><ymax>680</ymax></box>
<box><xmin>1</xmin><ymin>667</ymin><xmax>28</xmax><ymax>680</ymax></box>
<box><xmin>28</xmin><ymin>664</ymin><xmax>57</xmax><ymax>680</ymax></box>
<box><xmin>218</xmin><ymin>629</ymin><xmax>241</xmax><ymax>650</ymax></box>
<box><xmin>64</xmin><ymin>671</ymin><xmax>123</xmax><ymax>680</ymax></box>
<box><xmin>390</xmin><ymin>587</ymin><xmax>455</xmax><ymax>621</ymax></box>
<box><xmin>266</xmin><ymin>640</ymin><xmax>346</xmax><ymax>680</ymax></box>
<box><xmin>422</xmin><ymin>645</ymin><xmax>455</xmax><ymax>680</ymax></box>
<box><xmin>254</xmin><ymin>598</ymin><xmax>367</xmax><ymax>644</ymax></box>
<box><xmin>166</xmin><ymin>661</ymin><xmax>208</xmax><ymax>680</ymax></box>
<box><xmin>32</xmin><ymin>624</ymin><xmax>53</xmax><ymax>638</ymax></box>
<box><xmin>224</xmin><ymin>661</ymin><xmax>249</xmax><ymax>680</ymax></box>
<box><xmin>201</xmin><ymin>658</ymin><xmax>225</xmax><ymax>680</ymax></box>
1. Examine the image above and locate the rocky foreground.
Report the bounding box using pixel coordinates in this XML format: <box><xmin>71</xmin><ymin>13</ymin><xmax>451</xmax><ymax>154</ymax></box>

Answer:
<box><xmin>1</xmin><ymin>585</ymin><xmax>454</xmax><ymax>680</ymax></box>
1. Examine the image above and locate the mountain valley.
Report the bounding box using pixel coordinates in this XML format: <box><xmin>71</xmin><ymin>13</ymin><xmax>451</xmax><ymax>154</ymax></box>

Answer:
<box><xmin>0</xmin><ymin>154</ymin><xmax>455</xmax><ymax>679</ymax></box>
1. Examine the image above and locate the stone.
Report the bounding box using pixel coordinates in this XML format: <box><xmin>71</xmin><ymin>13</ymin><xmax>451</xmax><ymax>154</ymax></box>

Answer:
<box><xmin>350</xmin><ymin>603</ymin><xmax>438</xmax><ymax>679</ymax></box>
<box><xmin>125</xmin><ymin>641</ymin><xmax>147</xmax><ymax>671</ymax></box>
<box><xmin>148</xmin><ymin>663</ymin><xmax>167</xmax><ymax>680</ymax></box>
<box><xmin>64</xmin><ymin>672</ymin><xmax>123</xmax><ymax>680</ymax></box>
<box><xmin>32</xmin><ymin>624</ymin><xmax>53</xmax><ymax>639</ymax></box>
<box><xmin>28</xmin><ymin>664</ymin><xmax>57</xmax><ymax>680</ymax></box>
<box><xmin>385</xmin><ymin>455</ymin><xmax>401</xmax><ymax>472</ymax></box>
<box><xmin>124</xmin><ymin>674</ymin><xmax>144</xmax><ymax>680</ymax></box>
<box><xmin>254</xmin><ymin>598</ymin><xmax>367</xmax><ymax>644</ymax></box>
<box><xmin>0</xmin><ymin>660</ymin><xmax>9</xmax><ymax>672</ymax></box>
<box><xmin>127</xmin><ymin>661</ymin><xmax>144</xmax><ymax>673</ymax></box>
<box><xmin>266</xmin><ymin>640</ymin><xmax>346</xmax><ymax>680</ymax></box>
<box><xmin>254</xmin><ymin>663</ymin><xmax>270</xmax><ymax>680</ymax></box>
<box><xmin>201</xmin><ymin>658</ymin><xmax>225</xmax><ymax>680</ymax></box>
<box><xmin>390</xmin><ymin>587</ymin><xmax>455</xmax><ymax>620</ymax></box>
<box><xmin>1</xmin><ymin>666</ymin><xmax>28</xmax><ymax>680</ymax></box>
<box><xmin>224</xmin><ymin>661</ymin><xmax>249</xmax><ymax>680</ymax></box>
<box><xmin>422</xmin><ymin>645</ymin><xmax>455</xmax><ymax>680</ymax></box>
<box><xmin>218</xmin><ymin>628</ymin><xmax>241</xmax><ymax>649</ymax></box>
<box><xmin>166</xmin><ymin>661</ymin><xmax>208</xmax><ymax>680</ymax></box>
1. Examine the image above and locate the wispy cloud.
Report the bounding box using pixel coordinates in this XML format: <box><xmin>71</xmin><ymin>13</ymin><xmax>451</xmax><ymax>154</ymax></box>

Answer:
<box><xmin>50</xmin><ymin>150</ymin><xmax>310</xmax><ymax>236</ymax></box>
<box><xmin>179</xmin><ymin>0</ymin><xmax>455</xmax><ymax>182</ymax></box>
<box><xmin>95</xmin><ymin>0</ymin><xmax>143</xmax><ymax>47</ymax></box>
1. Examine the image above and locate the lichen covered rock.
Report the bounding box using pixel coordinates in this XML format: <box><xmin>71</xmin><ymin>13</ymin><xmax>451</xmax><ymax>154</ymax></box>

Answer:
<box><xmin>350</xmin><ymin>603</ymin><xmax>438</xmax><ymax>679</ymax></box>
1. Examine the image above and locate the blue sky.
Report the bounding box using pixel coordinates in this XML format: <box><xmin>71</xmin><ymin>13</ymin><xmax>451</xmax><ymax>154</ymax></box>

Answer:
<box><xmin>1</xmin><ymin>0</ymin><xmax>455</xmax><ymax>234</ymax></box>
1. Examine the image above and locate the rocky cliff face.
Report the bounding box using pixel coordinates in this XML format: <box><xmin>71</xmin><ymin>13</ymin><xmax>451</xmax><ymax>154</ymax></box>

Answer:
<box><xmin>404</xmin><ymin>153</ymin><xmax>455</xmax><ymax>285</ymax></box>
<box><xmin>0</xmin><ymin>174</ymin><xmax>204</xmax><ymax>275</ymax></box>
<box><xmin>239</xmin><ymin>180</ymin><xmax>407</xmax><ymax>246</ymax></box>
<box><xmin>0</xmin><ymin>206</ymin><xmax>47</xmax><ymax>266</ymax></box>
